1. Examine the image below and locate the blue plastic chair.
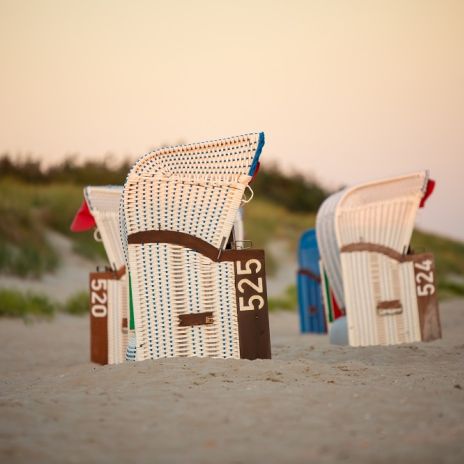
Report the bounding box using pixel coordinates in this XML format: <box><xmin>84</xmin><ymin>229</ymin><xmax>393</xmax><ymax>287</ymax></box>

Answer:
<box><xmin>297</xmin><ymin>228</ymin><xmax>326</xmax><ymax>333</ymax></box>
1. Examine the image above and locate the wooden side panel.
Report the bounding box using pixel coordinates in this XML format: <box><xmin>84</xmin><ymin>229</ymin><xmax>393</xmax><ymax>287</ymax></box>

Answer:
<box><xmin>231</xmin><ymin>249</ymin><xmax>271</xmax><ymax>360</ymax></box>
<box><xmin>412</xmin><ymin>253</ymin><xmax>442</xmax><ymax>342</ymax></box>
<box><xmin>89</xmin><ymin>272</ymin><xmax>110</xmax><ymax>365</ymax></box>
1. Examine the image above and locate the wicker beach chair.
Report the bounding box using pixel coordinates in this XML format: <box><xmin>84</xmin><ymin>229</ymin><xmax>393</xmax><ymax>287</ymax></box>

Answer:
<box><xmin>71</xmin><ymin>186</ymin><xmax>129</xmax><ymax>364</ymax></box>
<box><xmin>121</xmin><ymin>133</ymin><xmax>271</xmax><ymax>361</ymax></box>
<box><xmin>297</xmin><ymin>229</ymin><xmax>326</xmax><ymax>333</ymax></box>
<box><xmin>335</xmin><ymin>171</ymin><xmax>441</xmax><ymax>346</ymax></box>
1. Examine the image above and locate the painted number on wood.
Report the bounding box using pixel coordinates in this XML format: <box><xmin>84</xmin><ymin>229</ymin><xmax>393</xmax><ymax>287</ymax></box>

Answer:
<box><xmin>414</xmin><ymin>259</ymin><xmax>435</xmax><ymax>296</ymax></box>
<box><xmin>236</xmin><ymin>259</ymin><xmax>265</xmax><ymax>311</ymax></box>
<box><xmin>90</xmin><ymin>278</ymin><xmax>108</xmax><ymax>317</ymax></box>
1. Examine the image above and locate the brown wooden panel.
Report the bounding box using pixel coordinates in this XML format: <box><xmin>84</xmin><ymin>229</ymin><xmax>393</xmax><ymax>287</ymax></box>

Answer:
<box><xmin>89</xmin><ymin>272</ymin><xmax>109</xmax><ymax>365</ymax></box>
<box><xmin>412</xmin><ymin>253</ymin><xmax>442</xmax><ymax>342</ymax></box>
<box><xmin>229</xmin><ymin>249</ymin><xmax>271</xmax><ymax>360</ymax></box>
<box><xmin>178</xmin><ymin>312</ymin><xmax>214</xmax><ymax>327</ymax></box>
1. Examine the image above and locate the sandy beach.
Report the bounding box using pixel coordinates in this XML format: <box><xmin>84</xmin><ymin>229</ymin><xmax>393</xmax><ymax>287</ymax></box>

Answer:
<box><xmin>0</xmin><ymin>300</ymin><xmax>463</xmax><ymax>464</ymax></box>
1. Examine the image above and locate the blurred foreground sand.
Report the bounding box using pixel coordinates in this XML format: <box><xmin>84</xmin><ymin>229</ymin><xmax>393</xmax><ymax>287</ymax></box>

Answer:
<box><xmin>1</xmin><ymin>301</ymin><xmax>463</xmax><ymax>464</ymax></box>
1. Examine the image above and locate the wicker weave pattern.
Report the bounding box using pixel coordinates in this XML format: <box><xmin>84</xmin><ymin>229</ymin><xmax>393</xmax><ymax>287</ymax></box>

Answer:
<box><xmin>120</xmin><ymin>133</ymin><xmax>263</xmax><ymax>263</ymax></box>
<box><xmin>131</xmin><ymin>133</ymin><xmax>262</xmax><ymax>177</ymax></box>
<box><xmin>121</xmin><ymin>133</ymin><xmax>264</xmax><ymax>360</ymax></box>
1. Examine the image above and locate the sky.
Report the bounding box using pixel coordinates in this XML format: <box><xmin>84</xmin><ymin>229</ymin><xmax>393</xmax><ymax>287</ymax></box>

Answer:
<box><xmin>1</xmin><ymin>0</ymin><xmax>463</xmax><ymax>240</ymax></box>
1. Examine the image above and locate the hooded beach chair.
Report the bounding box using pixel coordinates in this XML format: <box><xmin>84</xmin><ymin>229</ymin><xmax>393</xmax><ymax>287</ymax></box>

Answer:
<box><xmin>121</xmin><ymin>133</ymin><xmax>271</xmax><ymax>361</ymax></box>
<box><xmin>297</xmin><ymin>229</ymin><xmax>326</xmax><ymax>333</ymax></box>
<box><xmin>71</xmin><ymin>186</ymin><xmax>129</xmax><ymax>364</ymax></box>
<box><xmin>335</xmin><ymin>171</ymin><xmax>441</xmax><ymax>346</ymax></box>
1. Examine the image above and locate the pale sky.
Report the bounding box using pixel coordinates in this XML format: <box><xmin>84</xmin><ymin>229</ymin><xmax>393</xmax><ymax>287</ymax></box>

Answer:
<box><xmin>1</xmin><ymin>0</ymin><xmax>463</xmax><ymax>239</ymax></box>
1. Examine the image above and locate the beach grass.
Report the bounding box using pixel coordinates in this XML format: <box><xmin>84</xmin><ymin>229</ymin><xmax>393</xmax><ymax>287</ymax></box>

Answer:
<box><xmin>245</xmin><ymin>198</ymin><xmax>316</xmax><ymax>250</ymax></box>
<box><xmin>0</xmin><ymin>289</ymin><xmax>56</xmax><ymax>319</ymax></box>
<box><xmin>0</xmin><ymin>289</ymin><xmax>89</xmax><ymax>319</ymax></box>
<box><xmin>61</xmin><ymin>291</ymin><xmax>89</xmax><ymax>315</ymax></box>
<box><xmin>268</xmin><ymin>285</ymin><xmax>297</xmax><ymax>312</ymax></box>
<box><xmin>0</xmin><ymin>178</ymin><xmax>105</xmax><ymax>276</ymax></box>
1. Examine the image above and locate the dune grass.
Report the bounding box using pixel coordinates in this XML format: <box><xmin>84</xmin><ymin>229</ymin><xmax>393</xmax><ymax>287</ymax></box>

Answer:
<box><xmin>244</xmin><ymin>197</ymin><xmax>316</xmax><ymax>274</ymax></box>
<box><xmin>0</xmin><ymin>181</ymin><xmax>60</xmax><ymax>277</ymax></box>
<box><xmin>61</xmin><ymin>291</ymin><xmax>89</xmax><ymax>315</ymax></box>
<box><xmin>0</xmin><ymin>289</ymin><xmax>56</xmax><ymax>319</ymax></box>
<box><xmin>0</xmin><ymin>289</ymin><xmax>89</xmax><ymax>319</ymax></box>
<box><xmin>0</xmin><ymin>179</ymin><xmax>105</xmax><ymax>277</ymax></box>
<box><xmin>268</xmin><ymin>285</ymin><xmax>298</xmax><ymax>312</ymax></box>
<box><xmin>244</xmin><ymin>198</ymin><xmax>316</xmax><ymax>250</ymax></box>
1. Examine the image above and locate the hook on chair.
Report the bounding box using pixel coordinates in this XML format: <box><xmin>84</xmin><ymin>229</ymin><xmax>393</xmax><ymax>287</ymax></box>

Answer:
<box><xmin>93</xmin><ymin>228</ymin><xmax>103</xmax><ymax>242</ymax></box>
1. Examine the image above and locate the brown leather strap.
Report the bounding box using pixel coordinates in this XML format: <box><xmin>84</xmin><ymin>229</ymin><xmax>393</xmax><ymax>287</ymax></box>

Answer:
<box><xmin>128</xmin><ymin>230</ymin><xmax>223</xmax><ymax>260</ymax></box>
<box><xmin>178</xmin><ymin>312</ymin><xmax>214</xmax><ymax>327</ymax></box>
<box><xmin>340</xmin><ymin>243</ymin><xmax>411</xmax><ymax>263</ymax></box>
<box><xmin>377</xmin><ymin>300</ymin><xmax>402</xmax><ymax>310</ymax></box>
<box><xmin>128</xmin><ymin>230</ymin><xmax>252</xmax><ymax>263</ymax></box>
<box><xmin>298</xmin><ymin>268</ymin><xmax>321</xmax><ymax>283</ymax></box>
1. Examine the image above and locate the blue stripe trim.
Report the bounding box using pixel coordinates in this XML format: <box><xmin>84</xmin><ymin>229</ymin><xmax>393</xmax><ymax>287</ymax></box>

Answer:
<box><xmin>248</xmin><ymin>132</ymin><xmax>265</xmax><ymax>176</ymax></box>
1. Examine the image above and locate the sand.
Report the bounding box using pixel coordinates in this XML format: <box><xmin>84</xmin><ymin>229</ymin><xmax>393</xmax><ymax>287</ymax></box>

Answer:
<box><xmin>1</xmin><ymin>300</ymin><xmax>463</xmax><ymax>464</ymax></box>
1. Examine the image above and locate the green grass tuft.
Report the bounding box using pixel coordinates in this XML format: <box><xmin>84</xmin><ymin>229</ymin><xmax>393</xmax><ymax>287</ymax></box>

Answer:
<box><xmin>0</xmin><ymin>289</ymin><xmax>56</xmax><ymax>319</ymax></box>
<box><xmin>0</xmin><ymin>289</ymin><xmax>92</xmax><ymax>319</ymax></box>
<box><xmin>0</xmin><ymin>178</ymin><xmax>105</xmax><ymax>277</ymax></box>
<box><xmin>268</xmin><ymin>285</ymin><xmax>298</xmax><ymax>312</ymax></box>
<box><xmin>61</xmin><ymin>291</ymin><xmax>89</xmax><ymax>315</ymax></box>
<box><xmin>411</xmin><ymin>229</ymin><xmax>464</xmax><ymax>300</ymax></box>
<box><xmin>244</xmin><ymin>198</ymin><xmax>316</xmax><ymax>250</ymax></box>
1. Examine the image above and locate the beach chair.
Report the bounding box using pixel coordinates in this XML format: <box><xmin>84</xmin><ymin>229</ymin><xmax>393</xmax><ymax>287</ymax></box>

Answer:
<box><xmin>335</xmin><ymin>171</ymin><xmax>441</xmax><ymax>346</ymax></box>
<box><xmin>71</xmin><ymin>186</ymin><xmax>129</xmax><ymax>364</ymax></box>
<box><xmin>297</xmin><ymin>229</ymin><xmax>326</xmax><ymax>333</ymax></box>
<box><xmin>121</xmin><ymin>133</ymin><xmax>271</xmax><ymax>361</ymax></box>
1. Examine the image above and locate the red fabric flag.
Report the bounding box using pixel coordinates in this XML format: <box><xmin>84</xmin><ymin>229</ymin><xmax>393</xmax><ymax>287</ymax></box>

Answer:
<box><xmin>70</xmin><ymin>199</ymin><xmax>96</xmax><ymax>232</ymax></box>
<box><xmin>420</xmin><ymin>179</ymin><xmax>436</xmax><ymax>208</ymax></box>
